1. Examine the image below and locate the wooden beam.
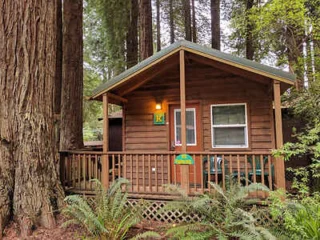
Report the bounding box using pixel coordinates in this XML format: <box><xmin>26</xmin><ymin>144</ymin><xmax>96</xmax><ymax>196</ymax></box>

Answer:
<box><xmin>187</xmin><ymin>52</ymin><xmax>270</xmax><ymax>86</ymax></box>
<box><xmin>179</xmin><ymin>50</ymin><xmax>189</xmax><ymax>193</ymax></box>
<box><xmin>180</xmin><ymin>50</ymin><xmax>187</xmax><ymax>152</ymax></box>
<box><xmin>102</xmin><ymin>93</ymin><xmax>109</xmax><ymax>189</ymax></box>
<box><xmin>107</xmin><ymin>92</ymin><xmax>128</xmax><ymax>103</ymax></box>
<box><xmin>91</xmin><ymin>48</ymin><xmax>181</xmax><ymax>99</ymax></box>
<box><xmin>273</xmin><ymin>80</ymin><xmax>285</xmax><ymax>190</ymax></box>
<box><xmin>182</xmin><ymin>46</ymin><xmax>295</xmax><ymax>85</ymax></box>
<box><xmin>118</xmin><ymin>60</ymin><xmax>179</xmax><ymax>96</ymax></box>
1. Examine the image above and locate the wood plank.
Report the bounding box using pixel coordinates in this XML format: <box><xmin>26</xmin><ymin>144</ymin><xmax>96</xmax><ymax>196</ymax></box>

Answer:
<box><xmin>102</xmin><ymin>94</ymin><xmax>109</xmax><ymax>189</ymax></box>
<box><xmin>107</xmin><ymin>92</ymin><xmax>128</xmax><ymax>103</ymax></box>
<box><xmin>273</xmin><ymin>80</ymin><xmax>285</xmax><ymax>189</ymax></box>
<box><xmin>179</xmin><ymin>50</ymin><xmax>189</xmax><ymax>193</ymax></box>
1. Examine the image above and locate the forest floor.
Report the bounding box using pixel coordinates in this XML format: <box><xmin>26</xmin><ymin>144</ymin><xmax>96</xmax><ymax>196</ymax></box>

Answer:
<box><xmin>3</xmin><ymin>215</ymin><xmax>168</xmax><ymax>239</ymax></box>
<box><xmin>3</xmin><ymin>215</ymin><xmax>86</xmax><ymax>240</ymax></box>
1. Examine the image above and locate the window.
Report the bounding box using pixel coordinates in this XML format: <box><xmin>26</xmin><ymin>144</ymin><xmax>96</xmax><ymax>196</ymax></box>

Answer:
<box><xmin>211</xmin><ymin>103</ymin><xmax>248</xmax><ymax>148</ymax></box>
<box><xmin>174</xmin><ymin>108</ymin><xmax>196</xmax><ymax>146</ymax></box>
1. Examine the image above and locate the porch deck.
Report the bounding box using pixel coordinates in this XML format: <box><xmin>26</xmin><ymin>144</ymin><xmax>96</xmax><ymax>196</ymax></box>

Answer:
<box><xmin>60</xmin><ymin>150</ymin><xmax>275</xmax><ymax>198</ymax></box>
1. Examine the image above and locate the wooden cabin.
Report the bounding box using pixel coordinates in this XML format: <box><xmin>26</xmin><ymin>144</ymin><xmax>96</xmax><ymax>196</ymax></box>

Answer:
<box><xmin>60</xmin><ymin>41</ymin><xmax>295</xmax><ymax>197</ymax></box>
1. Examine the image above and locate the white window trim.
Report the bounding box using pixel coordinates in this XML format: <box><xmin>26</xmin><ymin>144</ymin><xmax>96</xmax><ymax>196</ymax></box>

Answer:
<box><xmin>174</xmin><ymin>108</ymin><xmax>197</xmax><ymax>146</ymax></box>
<box><xmin>211</xmin><ymin>103</ymin><xmax>248</xmax><ymax>148</ymax></box>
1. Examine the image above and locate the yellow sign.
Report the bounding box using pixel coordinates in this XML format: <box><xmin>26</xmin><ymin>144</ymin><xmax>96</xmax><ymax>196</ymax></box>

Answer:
<box><xmin>154</xmin><ymin>112</ymin><xmax>165</xmax><ymax>125</ymax></box>
<box><xmin>174</xmin><ymin>154</ymin><xmax>194</xmax><ymax>165</ymax></box>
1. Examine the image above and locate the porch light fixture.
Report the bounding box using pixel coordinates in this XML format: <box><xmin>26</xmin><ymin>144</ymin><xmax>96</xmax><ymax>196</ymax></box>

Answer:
<box><xmin>155</xmin><ymin>102</ymin><xmax>162</xmax><ymax>110</ymax></box>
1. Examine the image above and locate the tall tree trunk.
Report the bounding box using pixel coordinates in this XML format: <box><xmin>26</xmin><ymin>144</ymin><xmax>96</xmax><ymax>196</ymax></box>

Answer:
<box><xmin>0</xmin><ymin>0</ymin><xmax>64</xmax><ymax>237</ymax></box>
<box><xmin>139</xmin><ymin>0</ymin><xmax>153</xmax><ymax>60</ymax></box>
<box><xmin>306</xmin><ymin>36</ymin><xmax>314</xmax><ymax>84</ymax></box>
<box><xmin>127</xmin><ymin>0</ymin><xmax>139</xmax><ymax>68</ymax></box>
<box><xmin>60</xmin><ymin>0</ymin><xmax>84</xmax><ymax>150</ymax></box>
<box><xmin>191</xmin><ymin>0</ymin><xmax>197</xmax><ymax>43</ymax></box>
<box><xmin>183</xmin><ymin>0</ymin><xmax>192</xmax><ymax>41</ymax></box>
<box><xmin>245</xmin><ymin>0</ymin><xmax>254</xmax><ymax>60</ymax></box>
<box><xmin>286</xmin><ymin>29</ymin><xmax>304</xmax><ymax>90</ymax></box>
<box><xmin>169</xmin><ymin>0</ymin><xmax>175</xmax><ymax>44</ymax></box>
<box><xmin>156</xmin><ymin>0</ymin><xmax>161</xmax><ymax>51</ymax></box>
<box><xmin>314</xmin><ymin>39</ymin><xmax>320</xmax><ymax>75</ymax></box>
<box><xmin>55</xmin><ymin>0</ymin><xmax>63</xmax><ymax>159</ymax></box>
<box><xmin>211</xmin><ymin>0</ymin><xmax>220</xmax><ymax>50</ymax></box>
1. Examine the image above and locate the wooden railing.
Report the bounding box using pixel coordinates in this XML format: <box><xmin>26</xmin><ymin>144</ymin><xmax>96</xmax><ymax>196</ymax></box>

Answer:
<box><xmin>60</xmin><ymin>151</ymin><xmax>274</xmax><ymax>195</ymax></box>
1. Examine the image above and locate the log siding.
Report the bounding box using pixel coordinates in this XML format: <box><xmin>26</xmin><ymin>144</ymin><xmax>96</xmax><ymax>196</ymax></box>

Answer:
<box><xmin>124</xmin><ymin>64</ymin><xmax>273</xmax><ymax>153</ymax></box>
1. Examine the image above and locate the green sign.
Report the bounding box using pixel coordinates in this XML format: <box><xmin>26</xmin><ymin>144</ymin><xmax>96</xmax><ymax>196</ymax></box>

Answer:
<box><xmin>154</xmin><ymin>112</ymin><xmax>165</xmax><ymax>125</ymax></box>
<box><xmin>174</xmin><ymin>154</ymin><xmax>194</xmax><ymax>165</ymax></box>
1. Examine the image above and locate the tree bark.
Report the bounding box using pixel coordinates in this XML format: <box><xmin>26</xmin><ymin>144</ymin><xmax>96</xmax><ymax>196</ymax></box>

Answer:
<box><xmin>156</xmin><ymin>0</ymin><xmax>161</xmax><ymax>51</ymax></box>
<box><xmin>0</xmin><ymin>0</ymin><xmax>64</xmax><ymax>237</ymax></box>
<box><xmin>191</xmin><ymin>0</ymin><xmax>197</xmax><ymax>43</ymax></box>
<box><xmin>211</xmin><ymin>0</ymin><xmax>220</xmax><ymax>50</ymax></box>
<box><xmin>139</xmin><ymin>0</ymin><xmax>153</xmax><ymax>60</ymax></box>
<box><xmin>126</xmin><ymin>0</ymin><xmax>139</xmax><ymax>68</ymax></box>
<box><xmin>55</xmin><ymin>0</ymin><xmax>63</xmax><ymax>163</ymax></box>
<box><xmin>60</xmin><ymin>0</ymin><xmax>84</xmax><ymax>150</ymax></box>
<box><xmin>169</xmin><ymin>0</ymin><xmax>175</xmax><ymax>44</ymax></box>
<box><xmin>285</xmin><ymin>26</ymin><xmax>304</xmax><ymax>90</ymax></box>
<box><xmin>183</xmin><ymin>0</ymin><xmax>192</xmax><ymax>41</ymax></box>
<box><xmin>245</xmin><ymin>0</ymin><xmax>254</xmax><ymax>60</ymax></box>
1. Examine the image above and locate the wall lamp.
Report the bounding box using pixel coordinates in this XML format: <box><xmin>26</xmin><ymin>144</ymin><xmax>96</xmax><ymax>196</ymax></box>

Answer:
<box><xmin>155</xmin><ymin>102</ymin><xmax>162</xmax><ymax>110</ymax></box>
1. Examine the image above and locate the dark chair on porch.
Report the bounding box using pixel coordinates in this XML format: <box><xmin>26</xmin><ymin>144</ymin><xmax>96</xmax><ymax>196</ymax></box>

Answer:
<box><xmin>203</xmin><ymin>156</ymin><xmax>229</xmax><ymax>188</ymax></box>
<box><xmin>247</xmin><ymin>155</ymin><xmax>274</xmax><ymax>187</ymax></box>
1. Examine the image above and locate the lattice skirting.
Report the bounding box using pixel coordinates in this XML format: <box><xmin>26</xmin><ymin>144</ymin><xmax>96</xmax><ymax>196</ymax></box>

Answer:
<box><xmin>127</xmin><ymin>199</ymin><xmax>202</xmax><ymax>223</ymax></box>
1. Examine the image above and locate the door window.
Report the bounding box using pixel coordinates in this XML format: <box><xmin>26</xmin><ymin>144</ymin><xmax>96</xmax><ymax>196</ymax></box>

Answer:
<box><xmin>174</xmin><ymin>108</ymin><xmax>197</xmax><ymax>146</ymax></box>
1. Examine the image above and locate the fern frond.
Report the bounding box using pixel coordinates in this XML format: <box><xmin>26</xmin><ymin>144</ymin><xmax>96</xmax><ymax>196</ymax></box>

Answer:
<box><xmin>130</xmin><ymin>231</ymin><xmax>162</xmax><ymax>240</ymax></box>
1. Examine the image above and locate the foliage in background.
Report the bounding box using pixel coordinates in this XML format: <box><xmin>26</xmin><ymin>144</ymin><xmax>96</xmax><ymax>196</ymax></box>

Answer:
<box><xmin>86</xmin><ymin>0</ymin><xmax>130</xmax><ymax>76</ymax></box>
<box><xmin>164</xmin><ymin>182</ymin><xmax>274</xmax><ymax>239</ymax></box>
<box><xmin>63</xmin><ymin>179</ymin><xmax>144</xmax><ymax>240</ymax></box>
<box><xmin>274</xmin><ymin>80</ymin><xmax>320</xmax><ymax>193</ymax></box>
<box><xmin>267</xmin><ymin>190</ymin><xmax>320</xmax><ymax>239</ymax></box>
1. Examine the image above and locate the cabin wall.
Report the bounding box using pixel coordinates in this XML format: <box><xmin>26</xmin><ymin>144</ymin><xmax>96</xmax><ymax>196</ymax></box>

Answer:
<box><xmin>123</xmin><ymin>66</ymin><xmax>275</xmax><ymax>152</ymax></box>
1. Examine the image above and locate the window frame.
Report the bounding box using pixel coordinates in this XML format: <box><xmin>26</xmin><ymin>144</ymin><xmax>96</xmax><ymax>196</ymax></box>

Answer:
<box><xmin>210</xmin><ymin>103</ymin><xmax>248</xmax><ymax>149</ymax></box>
<box><xmin>174</xmin><ymin>108</ymin><xmax>197</xmax><ymax>146</ymax></box>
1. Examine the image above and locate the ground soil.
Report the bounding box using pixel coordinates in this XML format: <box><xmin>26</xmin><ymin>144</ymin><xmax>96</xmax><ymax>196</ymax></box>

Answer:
<box><xmin>3</xmin><ymin>216</ymin><xmax>169</xmax><ymax>239</ymax></box>
<box><xmin>3</xmin><ymin>215</ymin><xmax>86</xmax><ymax>240</ymax></box>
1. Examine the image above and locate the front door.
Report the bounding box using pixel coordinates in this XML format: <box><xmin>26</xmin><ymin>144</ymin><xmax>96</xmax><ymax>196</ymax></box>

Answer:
<box><xmin>169</xmin><ymin>103</ymin><xmax>202</xmax><ymax>186</ymax></box>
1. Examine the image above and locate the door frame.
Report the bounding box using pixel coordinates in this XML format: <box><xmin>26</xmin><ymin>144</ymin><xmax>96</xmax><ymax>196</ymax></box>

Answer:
<box><xmin>168</xmin><ymin>102</ymin><xmax>203</xmax><ymax>152</ymax></box>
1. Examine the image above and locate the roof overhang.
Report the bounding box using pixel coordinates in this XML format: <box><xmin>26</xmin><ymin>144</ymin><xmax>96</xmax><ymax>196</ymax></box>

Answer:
<box><xmin>91</xmin><ymin>41</ymin><xmax>296</xmax><ymax>101</ymax></box>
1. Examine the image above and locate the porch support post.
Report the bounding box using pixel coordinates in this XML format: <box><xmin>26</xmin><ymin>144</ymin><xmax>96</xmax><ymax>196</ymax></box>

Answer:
<box><xmin>273</xmin><ymin>80</ymin><xmax>285</xmax><ymax>189</ymax></box>
<box><xmin>179</xmin><ymin>49</ymin><xmax>189</xmax><ymax>193</ymax></box>
<box><xmin>102</xmin><ymin>93</ymin><xmax>109</xmax><ymax>189</ymax></box>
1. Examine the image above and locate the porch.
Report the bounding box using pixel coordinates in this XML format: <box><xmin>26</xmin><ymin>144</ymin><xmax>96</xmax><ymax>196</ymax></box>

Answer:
<box><xmin>60</xmin><ymin>150</ymin><xmax>275</xmax><ymax>197</ymax></box>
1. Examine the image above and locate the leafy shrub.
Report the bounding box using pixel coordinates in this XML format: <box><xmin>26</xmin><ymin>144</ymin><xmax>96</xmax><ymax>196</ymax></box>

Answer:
<box><xmin>164</xmin><ymin>182</ymin><xmax>274</xmax><ymax>240</ymax></box>
<box><xmin>268</xmin><ymin>190</ymin><xmax>320</xmax><ymax>240</ymax></box>
<box><xmin>63</xmin><ymin>178</ymin><xmax>144</xmax><ymax>240</ymax></box>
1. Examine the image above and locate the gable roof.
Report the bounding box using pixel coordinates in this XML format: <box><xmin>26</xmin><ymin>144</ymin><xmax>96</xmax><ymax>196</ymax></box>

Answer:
<box><xmin>91</xmin><ymin>40</ymin><xmax>296</xmax><ymax>100</ymax></box>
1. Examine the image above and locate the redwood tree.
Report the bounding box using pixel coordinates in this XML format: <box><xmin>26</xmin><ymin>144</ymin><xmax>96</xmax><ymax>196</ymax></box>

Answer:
<box><xmin>245</xmin><ymin>0</ymin><xmax>254</xmax><ymax>60</ymax></box>
<box><xmin>139</xmin><ymin>0</ymin><xmax>153</xmax><ymax>60</ymax></box>
<box><xmin>127</xmin><ymin>0</ymin><xmax>139</xmax><ymax>68</ymax></box>
<box><xmin>211</xmin><ymin>0</ymin><xmax>221</xmax><ymax>50</ymax></box>
<box><xmin>169</xmin><ymin>0</ymin><xmax>175</xmax><ymax>44</ymax></box>
<box><xmin>156</xmin><ymin>0</ymin><xmax>161</xmax><ymax>51</ymax></box>
<box><xmin>183</xmin><ymin>0</ymin><xmax>192</xmax><ymax>41</ymax></box>
<box><xmin>0</xmin><ymin>0</ymin><xmax>64</xmax><ymax>237</ymax></box>
<box><xmin>191</xmin><ymin>0</ymin><xmax>197</xmax><ymax>42</ymax></box>
<box><xmin>60</xmin><ymin>0</ymin><xmax>84</xmax><ymax>150</ymax></box>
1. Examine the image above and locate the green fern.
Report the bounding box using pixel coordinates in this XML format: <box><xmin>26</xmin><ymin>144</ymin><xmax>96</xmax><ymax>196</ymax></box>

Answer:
<box><xmin>164</xmin><ymin>182</ymin><xmax>274</xmax><ymax>239</ymax></box>
<box><xmin>130</xmin><ymin>231</ymin><xmax>162</xmax><ymax>240</ymax></box>
<box><xmin>63</xmin><ymin>178</ymin><xmax>143</xmax><ymax>240</ymax></box>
